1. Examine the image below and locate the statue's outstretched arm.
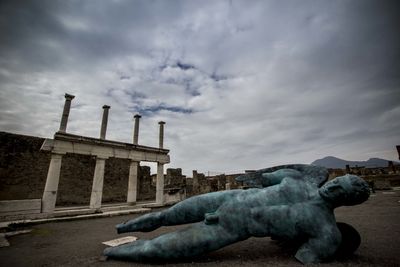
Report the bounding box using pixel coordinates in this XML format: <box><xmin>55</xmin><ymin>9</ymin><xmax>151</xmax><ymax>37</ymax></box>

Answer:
<box><xmin>295</xmin><ymin>227</ymin><xmax>341</xmax><ymax>264</ymax></box>
<box><xmin>236</xmin><ymin>168</ymin><xmax>302</xmax><ymax>188</ymax></box>
<box><xmin>260</xmin><ymin>169</ymin><xmax>302</xmax><ymax>186</ymax></box>
<box><xmin>236</xmin><ymin>164</ymin><xmax>329</xmax><ymax>188</ymax></box>
<box><xmin>117</xmin><ymin>190</ymin><xmax>240</xmax><ymax>233</ymax></box>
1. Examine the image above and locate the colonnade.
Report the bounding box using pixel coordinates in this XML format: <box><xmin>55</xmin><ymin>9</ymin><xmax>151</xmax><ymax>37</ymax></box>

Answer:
<box><xmin>41</xmin><ymin>94</ymin><xmax>169</xmax><ymax>213</ymax></box>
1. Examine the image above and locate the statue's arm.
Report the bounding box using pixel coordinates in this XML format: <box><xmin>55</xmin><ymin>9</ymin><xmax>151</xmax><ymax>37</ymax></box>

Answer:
<box><xmin>260</xmin><ymin>169</ymin><xmax>302</xmax><ymax>187</ymax></box>
<box><xmin>236</xmin><ymin>164</ymin><xmax>329</xmax><ymax>188</ymax></box>
<box><xmin>295</xmin><ymin>226</ymin><xmax>341</xmax><ymax>264</ymax></box>
<box><xmin>236</xmin><ymin>168</ymin><xmax>302</xmax><ymax>188</ymax></box>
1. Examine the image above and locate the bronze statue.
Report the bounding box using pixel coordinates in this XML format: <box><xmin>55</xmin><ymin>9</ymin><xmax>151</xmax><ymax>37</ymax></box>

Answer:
<box><xmin>104</xmin><ymin>164</ymin><xmax>369</xmax><ymax>264</ymax></box>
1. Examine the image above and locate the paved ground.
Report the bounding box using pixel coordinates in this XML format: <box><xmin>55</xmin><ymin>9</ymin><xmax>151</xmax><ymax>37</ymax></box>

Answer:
<box><xmin>0</xmin><ymin>190</ymin><xmax>399</xmax><ymax>267</ymax></box>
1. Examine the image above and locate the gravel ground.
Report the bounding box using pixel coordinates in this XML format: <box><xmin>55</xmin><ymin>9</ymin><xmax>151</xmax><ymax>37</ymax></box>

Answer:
<box><xmin>0</xmin><ymin>190</ymin><xmax>399</xmax><ymax>267</ymax></box>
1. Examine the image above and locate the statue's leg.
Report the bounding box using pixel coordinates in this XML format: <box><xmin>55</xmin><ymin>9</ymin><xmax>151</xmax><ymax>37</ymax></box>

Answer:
<box><xmin>117</xmin><ymin>190</ymin><xmax>240</xmax><ymax>233</ymax></box>
<box><xmin>105</xmin><ymin>221</ymin><xmax>246</xmax><ymax>261</ymax></box>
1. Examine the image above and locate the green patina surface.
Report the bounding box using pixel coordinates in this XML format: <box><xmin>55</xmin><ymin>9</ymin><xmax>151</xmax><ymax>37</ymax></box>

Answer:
<box><xmin>104</xmin><ymin>164</ymin><xmax>370</xmax><ymax>264</ymax></box>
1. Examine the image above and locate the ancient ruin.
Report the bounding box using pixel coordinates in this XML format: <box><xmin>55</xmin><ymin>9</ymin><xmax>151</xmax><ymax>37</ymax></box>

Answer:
<box><xmin>41</xmin><ymin>94</ymin><xmax>171</xmax><ymax>214</ymax></box>
<box><xmin>0</xmin><ymin>97</ymin><xmax>399</xmax><ymax>223</ymax></box>
<box><xmin>0</xmin><ymin>94</ymin><xmax>173</xmax><ymax>219</ymax></box>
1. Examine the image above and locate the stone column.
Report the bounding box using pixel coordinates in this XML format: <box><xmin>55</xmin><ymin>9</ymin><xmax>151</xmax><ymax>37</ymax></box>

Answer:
<box><xmin>133</xmin><ymin>114</ymin><xmax>141</xmax><ymax>144</ymax></box>
<box><xmin>100</xmin><ymin>105</ymin><xmax>110</xmax><ymax>139</ymax></box>
<box><xmin>127</xmin><ymin>161</ymin><xmax>139</xmax><ymax>205</ymax></box>
<box><xmin>158</xmin><ymin>121</ymin><xmax>165</xmax><ymax>149</ymax></box>
<box><xmin>42</xmin><ymin>153</ymin><xmax>64</xmax><ymax>213</ymax></box>
<box><xmin>90</xmin><ymin>157</ymin><xmax>107</xmax><ymax>209</ymax></box>
<box><xmin>59</xmin><ymin>93</ymin><xmax>75</xmax><ymax>132</ymax></box>
<box><xmin>156</xmin><ymin>162</ymin><xmax>164</xmax><ymax>204</ymax></box>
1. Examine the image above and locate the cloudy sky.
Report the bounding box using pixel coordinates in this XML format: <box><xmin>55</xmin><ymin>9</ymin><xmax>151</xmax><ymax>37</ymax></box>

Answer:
<box><xmin>0</xmin><ymin>0</ymin><xmax>399</xmax><ymax>176</ymax></box>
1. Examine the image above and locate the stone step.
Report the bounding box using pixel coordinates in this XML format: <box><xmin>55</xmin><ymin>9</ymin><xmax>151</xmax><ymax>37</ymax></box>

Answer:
<box><xmin>0</xmin><ymin>207</ymin><xmax>152</xmax><ymax>230</ymax></box>
<box><xmin>101</xmin><ymin>205</ymin><xmax>146</xmax><ymax>212</ymax></box>
<box><xmin>54</xmin><ymin>208</ymin><xmax>96</xmax><ymax>217</ymax></box>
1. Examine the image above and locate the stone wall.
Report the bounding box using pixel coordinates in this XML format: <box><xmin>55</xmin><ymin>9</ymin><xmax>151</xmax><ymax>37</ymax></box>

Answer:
<box><xmin>138</xmin><ymin>166</ymin><xmax>156</xmax><ymax>201</ymax></box>
<box><xmin>165</xmin><ymin>168</ymin><xmax>186</xmax><ymax>189</ymax></box>
<box><xmin>0</xmin><ymin>132</ymin><xmax>157</xmax><ymax>206</ymax></box>
<box><xmin>0</xmin><ymin>132</ymin><xmax>50</xmax><ymax>201</ymax></box>
<box><xmin>186</xmin><ymin>171</ymin><xmax>243</xmax><ymax>197</ymax></box>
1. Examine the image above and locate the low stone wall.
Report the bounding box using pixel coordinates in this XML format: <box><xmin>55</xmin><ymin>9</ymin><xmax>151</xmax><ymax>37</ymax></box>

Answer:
<box><xmin>0</xmin><ymin>199</ymin><xmax>41</xmax><ymax>221</ymax></box>
<box><xmin>0</xmin><ymin>132</ymin><xmax>50</xmax><ymax>201</ymax></box>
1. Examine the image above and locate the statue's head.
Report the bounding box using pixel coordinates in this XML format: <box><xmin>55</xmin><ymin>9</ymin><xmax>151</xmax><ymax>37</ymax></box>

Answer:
<box><xmin>319</xmin><ymin>175</ymin><xmax>370</xmax><ymax>207</ymax></box>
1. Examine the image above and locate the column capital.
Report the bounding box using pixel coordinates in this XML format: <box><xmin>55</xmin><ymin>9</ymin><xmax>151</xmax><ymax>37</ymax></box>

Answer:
<box><xmin>64</xmin><ymin>93</ymin><xmax>75</xmax><ymax>100</ymax></box>
<box><xmin>158</xmin><ymin>121</ymin><xmax>166</xmax><ymax>125</ymax></box>
<box><xmin>134</xmin><ymin>114</ymin><xmax>142</xmax><ymax>119</ymax></box>
<box><xmin>102</xmin><ymin>105</ymin><xmax>110</xmax><ymax>109</ymax></box>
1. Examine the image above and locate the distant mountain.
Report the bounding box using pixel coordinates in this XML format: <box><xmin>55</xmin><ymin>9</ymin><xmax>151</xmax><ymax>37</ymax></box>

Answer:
<box><xmin>311</xmin><ymin>156</ymin><xmax>399</xmax><ymax>169</ymax></box>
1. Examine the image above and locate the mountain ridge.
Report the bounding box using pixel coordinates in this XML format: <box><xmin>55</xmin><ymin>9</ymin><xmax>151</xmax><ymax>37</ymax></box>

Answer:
<box><xmin>311</xmin><ymin>156</ymin><xmax>399</xmax><ymax>169</ymax></box>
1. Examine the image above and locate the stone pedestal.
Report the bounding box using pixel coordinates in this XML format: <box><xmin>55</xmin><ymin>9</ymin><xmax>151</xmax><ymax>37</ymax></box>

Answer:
<box><xmin>156</xmin><ymin>163</ymin><xmax>164</xmax><ymax>204</ymax></box>
<box><xmin>127</xmin><ymin>161</ymin><xmax>139</xmax><ymax>205</ymax></box>
<box><xmin>90</xmin><ymin>157</ymin><xmax>106</xmax><ymax>209</ymax></box>
<box><xmin>42</xmin><ymin>153</ymin><xmax>64</xmax><ymax>213</ymax></box>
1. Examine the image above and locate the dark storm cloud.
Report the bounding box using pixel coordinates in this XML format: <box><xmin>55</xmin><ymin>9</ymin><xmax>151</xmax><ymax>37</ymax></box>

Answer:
<box><xmin>138</xmin><ymin>104</ymin><xmax>193</xmax><ymax>116</ymax></box>
<box><xmin>0</xmin><ymin>0</ymin><xmax>399</xmax><ymax>174</ymax></box>
<box><xmin>0</xmin><ymin>0</ymin><xmax>182</xmax><ymax>71</ymax></box>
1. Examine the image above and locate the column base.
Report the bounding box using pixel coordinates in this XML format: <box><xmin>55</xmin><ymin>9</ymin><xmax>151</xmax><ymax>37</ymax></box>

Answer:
<box><xmin>42</xmin><ymin>191</ymin><xmax>57</xmax><ymax>213</ymax></box>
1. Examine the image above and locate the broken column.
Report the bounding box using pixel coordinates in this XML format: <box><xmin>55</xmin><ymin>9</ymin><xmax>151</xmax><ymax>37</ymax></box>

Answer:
<box><xmin>133</xmin><ymin>114</ymin><xmax>141</xmax><ymax>144</ymax></box>
<box><xmin>59</xmin><ymin>93</ymin><xmax>75</xmax><ymax>132</ymax></box>
<box><xmin>90</xmin><ymin>157</ymin><xmax>107</xmax><ymax>209</ymax></box>
<box><xmin>159</xmin><ymin>121</ymin><xmax>165</xmax><ymax>149</ymax></box>
<box><xmin>100</xmin><ymin>105</ymin><xmax>110</xmax><ymax>139</ymax></box>
<box><xmin>156</xmin><ymin>162</ymin><xmax>164</xmax><ymax>204</ymax></box>
<box><xmin>127</xmin><ymin>161</ymin><xmax>139</xmax><ymax>205</ymax></box>
<box><xmin>42</xmin><ymin>153</ymin><xmax>64</xmax><ymax>213</ymax></box>
<box><xmin>155</xmin><ymin>121</ymin><xmax>166</xmax><ymax>204</ymax></box>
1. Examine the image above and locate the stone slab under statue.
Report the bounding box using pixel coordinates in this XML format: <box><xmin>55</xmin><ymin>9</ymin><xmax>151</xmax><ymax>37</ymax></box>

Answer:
<box><xmin>103</xmin><ymin>164</ymin><xmax>370</xmax><ymax>264</ymax></box>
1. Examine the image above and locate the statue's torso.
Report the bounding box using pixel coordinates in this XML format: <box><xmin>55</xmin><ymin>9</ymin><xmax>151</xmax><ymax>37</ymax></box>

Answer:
<box><xmin>214</xmin><ymin>178</ymin><xmax>336</xmax><ymax>240</ymax></box>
